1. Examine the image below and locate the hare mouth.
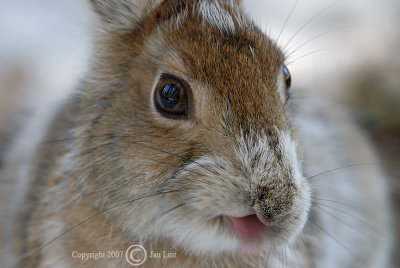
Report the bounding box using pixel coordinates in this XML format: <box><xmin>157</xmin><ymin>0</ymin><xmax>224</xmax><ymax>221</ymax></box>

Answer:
<box><xmin>226</xmin><ymin>214</ymin><xmax>268</xmax><ymax>254</ymax></box>
<box><xmin>221</xmin><ymin>202</ymin><xmax>307</xmax><ymax>252</ymax></box>
<box><xmin>228</xmin><ymin>214</ymin><xmax>267</xmax><ymax>241</ymax></box>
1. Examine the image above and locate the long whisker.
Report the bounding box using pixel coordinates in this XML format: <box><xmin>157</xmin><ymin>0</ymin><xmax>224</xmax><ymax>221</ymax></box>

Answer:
<box><xmin>285</xmin><ymin>24</ymin><xmax>369</xmax><ymax>59</ymax></box>
<box><xmin>308</xmin><ymin>218</ymin><xmax>371</xmax><ymax>268</ymax></box>
<box><xmin>43</xmin><ymin>134</ymin><xmax>213</xmax><ymax>175</ymax></box>
<box><xmin>77</xmin><ymin>153</ymin><xmax>217</xmax><ymax>197</ymax></box>
<box><xmin>276</xmin><ymin>0</ymin><xmax>300</xmax><ymax>45</ymax></box>
<box><xmin>265</xmin><ymin>244</ymin><xmax>272</xmax><ymax>267</ymax></box>
<box><xmin>307</xmin><ymin>162</ymin><xmax>376</xmax><ymax>182</ymax></box>
<box><xmin>279</xmin><ymin>247</ymin><xmax>284</xmax><ymax>268</ymax></box>
<box><xmin>312</xmin><ymin>203</ymin><xmax>381</xmax><ymax>241</ymax></box>
<box><xmin>312</xmin><ymin>197</ymin><xmax>361</xmax><ymax>210</ymax></box>
<box><xmin>14</xmin><ymin>189</ymin><xmax>180</xmax><ymax>268</ymax></box>
<box><xmin>285</xmin><ymin>48</ymin><xmax>329</xmax><ymax>65</ymax></box>
<box><xmin>142</xmin><ymin>200</ymin><xmax>193</xmax><ymax>228</ymax></box>
<box><xmin>298</xmin><ymin>235</ymin><xmax>316</xmax><ymax>267</ymax></box>
<box><xmin>282</xmin><ymin>0</ymin><xmax>343</xmax><ymax>51</ymax></box>
<box><xmin>284</xmin><ymin>245</ymin><xmax>288</xmax><ymax>268</ymax></box>
<box><xmin>312</xmin><ymin>201</ymin><xmax>383</xmax><ymax>236</ymax></box>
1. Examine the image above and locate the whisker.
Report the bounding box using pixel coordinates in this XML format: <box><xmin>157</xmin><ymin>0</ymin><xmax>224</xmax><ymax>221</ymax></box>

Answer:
<box><xmin>284</xmin><ymin>245</ymin><xmax>288</xmax><ymax>268</ymax></box>
<box><xmin>82</xmin><ymin>153</ymin><xmax>221</xmax><ymax>197</ymax></box>
<box><xmin>265</xmin><ymin>245</ymin><xmax>272</xmax><ymax>267</ymax></box>
<box><xmin>139</xmin><ymin>156</ymin><xmax>222</xmax><ymax>188</ymax></box>
<box><xmin>143</xmin><ymin>200</ymin><xmax>191</xmax><ymax>228</ymax></box>
<box><xmin>279</xmin><ymin>247</ymin><xmax>284</xmax><ymax>268</ymax></box>
<box><xmin>73</xmin><ymin>136</ymin><xmax>242</xmax><ymax>196</ymax></box>
<box><xmin>139</xmin><ymin>155</ymin><xmax>202</xmax><ymax>177</ymax></box>
<box><xmin>285</xmin><ymin>48</ymin><xmax>329</xmax><ymax>65</ymax></box>
<box><xmin>276</xmin><ymin>0</ymin><xmax>300</xmax><ymax>45</ymax></box>
<box><xmin>312</xmin><ymin>197</ymin><xmax>361</xmax><ymax>211</ymax></box>
<box><xmin>44</xmin><ymin>134</ymin><xmax>214</xmax><ymax>176</ymax></box>
<box><xmin>313</xmin><ymin>203</ymin><xmax>381</xmax><ymax>241</ymax></box>
<box><xmin>308</xmin><ymin>218</ymin><xmax>371</xmax><ymax>268</ymax></box>
<box><xmin>285</xmin><ymin>24</ymin><xmax>370</xmax><ymax>59</ymax></box>
<box><xmin>282</xmin><ymin>0</ymin><xmax>343</xmax><ymax>51</ymax></box>
<box><xmin>14</xmin><ymin>189</ymin><xmax>180</xmax><ymax>268</ymax></box>
<box><xmin>160</xmin><ymin>202</ymin><xmax>189</xmax><ymax>219</ymax></box>
<box><xmin>298</xmin><ymin>235</ymin><xmax>316</xmax><ymax>267</ymax></box>
<box><xmin>312</xmin><ymin>201</ymin><xmax>383</xmax><ymax>236</ymax></box>
<box><xmin>307</xmin><ymin>162</ymin><xmax>377</xmax><ymax>182</ymax></box>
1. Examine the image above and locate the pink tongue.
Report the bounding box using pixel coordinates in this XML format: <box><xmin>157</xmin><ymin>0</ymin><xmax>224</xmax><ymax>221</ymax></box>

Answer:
<box><xmin>229</xmin><ymin>214</ymin><xmax>267</xmax><ymax>243</ymax></box>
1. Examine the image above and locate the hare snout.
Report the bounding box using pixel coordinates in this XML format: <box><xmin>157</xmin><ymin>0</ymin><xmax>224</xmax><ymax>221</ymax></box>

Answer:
<box><xmin>160</xmin><ymin>131</ymin><xmax>310</xmax><ymax>253</ymax></box>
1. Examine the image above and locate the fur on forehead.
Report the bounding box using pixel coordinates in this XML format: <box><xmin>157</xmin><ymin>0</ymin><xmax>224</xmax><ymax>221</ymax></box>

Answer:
<box><xmin>90</xmin><ymin>0</ymin><xmax>243</xmax><ymax>31</ymax></box>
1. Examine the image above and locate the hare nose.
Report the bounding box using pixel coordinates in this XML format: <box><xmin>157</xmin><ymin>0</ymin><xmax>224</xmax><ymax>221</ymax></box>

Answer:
<box><xmin>253</xmin><ymin>184</ymin><xmax>296</xmax><ymax>224</ymax></box>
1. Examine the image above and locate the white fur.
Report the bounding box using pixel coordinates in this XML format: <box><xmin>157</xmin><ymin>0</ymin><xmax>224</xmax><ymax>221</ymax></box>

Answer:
<box><xmin>198</xmin><ymin>1</ymin><xmax>236</xmax><ymax>33</ymax></box>
<box><xmin>248</xmin><ymin>44</ymin><xmax>255</xmax><ymax>57</ymax></box>
<box><xmin>173</xmin><ymin>8</ymin><xmax>189</xmax><ymax>29</ymax></box>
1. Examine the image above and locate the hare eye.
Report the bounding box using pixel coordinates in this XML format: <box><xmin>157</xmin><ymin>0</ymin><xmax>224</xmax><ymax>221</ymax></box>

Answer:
<box><xmin>283</xmin><ymin>65</ymin><xmax>291</xmax><ymax>90</ymax></box>
<box><xmin>154</xmin><ymin>74</ymin><xmax>190</xmax><ymax>119</ymax></box>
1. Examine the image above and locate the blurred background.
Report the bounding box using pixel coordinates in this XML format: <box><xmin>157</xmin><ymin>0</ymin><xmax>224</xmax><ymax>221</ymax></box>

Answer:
<box><xmin>0</xmin><ymin>0</ymin><xmax>399</xmax><ymax>265</ymax></box>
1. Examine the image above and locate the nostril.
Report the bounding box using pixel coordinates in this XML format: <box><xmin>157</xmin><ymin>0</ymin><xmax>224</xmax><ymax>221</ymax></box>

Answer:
<box><xmin>255</xmin><ymin>185</ymin><xmax>267</xmax><ymax>200</ymax></box>
<box><xmin>258</xmin><ymin>192</ymin><xmax>267</xmax><ymax>201</ymax></box>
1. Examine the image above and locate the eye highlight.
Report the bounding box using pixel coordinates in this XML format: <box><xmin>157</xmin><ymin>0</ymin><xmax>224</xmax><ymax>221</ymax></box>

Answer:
<box><xmin>154</xmin><ymin>74</ymin><xmax>190</xmax><ymax>119</ymax></box>
<box><xmin>283</xmin><ymin>65</ymin><xmax>291</xmax><ymax>90</ymax></box>
<box><xmin>160</xmin><ymin>83</ymin><xmax>181</xmax><ymax>109</ymax></box>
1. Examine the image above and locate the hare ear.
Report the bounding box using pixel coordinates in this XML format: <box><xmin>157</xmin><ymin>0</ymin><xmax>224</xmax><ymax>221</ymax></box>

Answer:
<box><xmin>89</xmin><ymin>0</ymin><xmax>163</xmax><ymax>29</ymax></box>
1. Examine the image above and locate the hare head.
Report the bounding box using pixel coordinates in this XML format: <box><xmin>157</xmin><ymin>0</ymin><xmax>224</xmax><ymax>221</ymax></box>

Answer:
<box><xmin>76</xmin><ymin>0</ymin><xmax>311</xmax><ymax>256</ymax></box>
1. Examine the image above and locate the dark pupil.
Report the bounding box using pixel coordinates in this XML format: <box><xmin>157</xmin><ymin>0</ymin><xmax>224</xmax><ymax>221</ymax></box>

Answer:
<box><xmin>160</xmin><ymin>83</ymin><xmax>180</xmax><ymax>109</ymax></box>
